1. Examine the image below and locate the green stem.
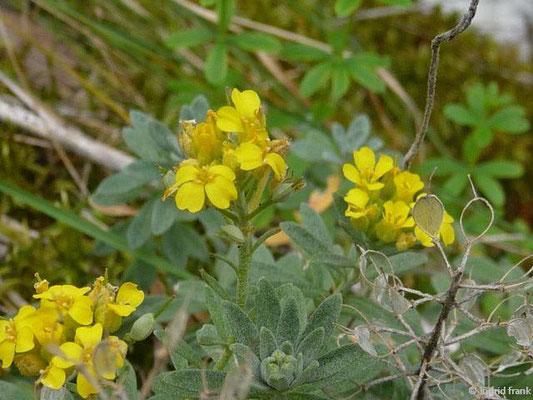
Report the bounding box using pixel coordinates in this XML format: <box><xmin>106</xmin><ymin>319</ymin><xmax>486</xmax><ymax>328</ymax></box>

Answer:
<box><xmin>214</xmin><ymin>346</ymin><xmax>232</xmax><ymax>371</ymax></box>
<box><xmin>236</xmin><ymin>227</ymin><xmax>252</xmax><ymax>308</ymax></box>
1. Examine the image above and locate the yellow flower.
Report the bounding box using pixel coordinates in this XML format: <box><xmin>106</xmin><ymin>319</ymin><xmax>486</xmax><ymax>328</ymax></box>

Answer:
<box><xmin>107</xmin><ymin>283</ymin><xmax>144</xmax><ymax>317</ymax></box>
<box><xmin>216</xmin><ymin>89</ymin><xmax>268</xmax><ymax>143</ymax></box>
<box><xmin>344</xmin><ymin>188</ymin><xmax>379</xmax><ymax>230</ymax></box>
<box><xmin>375</xmin><ymin>201</ymin><xmax>415</xmax><ymax>243</ymax></box>
<box><xmin>34</xmin><ymin>285</ymin><xmax>94</xmax><ymax>326</ymax></box>
<box><xmin>415</xmin><ymin>211</ymin><xmax>455</xmax><ymax>247</ymax></box>
<box><xmin>32</xmin><ymin>307</ymin><xmax>64</xmax><ymax>348</ymax></box>
<box><xmin>394</xmin><ymin>171</ymin><xmax>424</xmax><ymax>203</ymax></box>
<box><xmin>0</xmin><ymin>306</ymin><xmax>35</xmax><ymax>368</ymax></box>
<box><xmin>163</xmin><ymin>160</ymin><xmax>237</xmax><ymax>212</ymax></box>
<box><xmin>343</xmin><ymin>147</ymin><xmax>393</xmax><ymax>192</ymax></box>
<box><xmin>39</xmin><ymin>364</ymin><xmax>66</xmax><ymax>390</ymax></box>
<box><xmin>49</xmin><ymin>323</ymin><xmax>126</xmax><ymax>398</ymax></box>
<box><xmin>234</xmin><ymin>142</ymin><xmax>286</xmax><ymax>180</ymax></box>
<box><xmin>179</xmin><ymin>111</ymin><xmax>225</xmax><ymax>165</ymax></box>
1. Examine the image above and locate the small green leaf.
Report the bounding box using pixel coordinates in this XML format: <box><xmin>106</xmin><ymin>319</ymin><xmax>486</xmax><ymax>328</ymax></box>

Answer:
<box><xmin>223</xmin><ymin>301</ymin><xmax>259</xmax><ymax>349</ymax></box>
<box><xmin>442</xmin><ymin>173</ymin><xmax>469</xmax><ymax>196</ymax></box>
<box><xmin>154</xmin><ymin>370</ymin><xmax>225</xmax><ymax>396</ymax></box>
<box><xmin>473</xmin><ymin>173</ymin><xmax>505</xmax><ymax>207</ymax></box>
<box><xmin>302</xmin><ymin>293</ymin><xmax>342</xmax><ymax>339</ymax></box>
<box><xmin>255</xmin><ymin>278</ymin><xmax>281</xmax><ymax>333</ymax></box>
<box><xmin>280</xmin><ymin>44</ymin><xmax>329</xmax><ymax>62</ymax></box>
<box><xmin>280</xmin><ymin>222</ymin><xmax>331</xmax><ymax>256</ymax></box>
<box><xmin>116</xmin><ymin>361</ymin><xmax>137</xmax><ymax>399</ymax></box>
<box><xmin>297</xmin><ymin>327</ymin><xmax>325</xmax><ymax>365</ymax></box>
<box><xmin>200</xmin><ymin>269</ymin><xmax>230</xmax><ymax>301</ymax></box>
<box><xmin>260</xmin><ymin>327</ymin><xmax>278</xmax><ymax>359</ymax></box>
<box><xmin>205</xmin><ymin>286</ymin><xmax>229</xmax><ymax>342</ymax></box>
<box><xmin>334</xmin><ymin>0</ymin><xmax>363</xmax><ymax>17</ymax></box>
<box><xmin>443</xmin><ymin>103</ymin><xmax>478</xmax><ymax>126</ymax></box>
<box><xmin>331</xmin><ymin>65</ymin><xmax>350</xmax><ymax>99</ymax></box>
<box><xmin>165</xmin><ymin>28</ymin><xmax>213</xmax><ymax>49</ymax></box>
<box><xmin>277</xmin><ymin>296</ymin><xmax>300</xmax><ymax>345</ymax></box>
<box><xmin>476</xmin><ymin>161</ymin><xmax>524</xmax><ymax>178</ymax></box>
<box><xmin>0</xmin><ymin>381</ymin><xmax>34</xmax><ymax>400</ymax></box>
<box><xmin>300</xmin><ymin>62</ymin><xmax>332</xmax><ymax>97</ymax></box>
<box><xmin>216</xmin><ymin>0</ymin><xmax>236</xmax><ymax>32</ymax></box>
<box><xmin>230</xmin><ymin>32</ymin><xmax>281</xmax><ymax>53</ymax></box>
<box><xmin>300</xmin><ymin>204</ymin><xmax>332</xmax><ymax>249</ymax></box>
<box><xmin>346</xmin><ymin>54</ymin><xmax>388</xmax><ymax>92</ymax></box>
<box><xmin>205</xmin><ymin>41</ymin><xmax>228</xmax><ymax>85</ymax></box>
<box><xmin>488</xmin><ymin>105</ymin><xmax>530</xmax><ymax>134</ymax></box>
<box><xmin>127</xmin><ymin>199</ymin><xmax>155</xmax><ymax>249</ymax></box>
<box><xmin>151</xmin><ymin>198</ymin><xmax>178</xmax><ymax>236</ymax></box>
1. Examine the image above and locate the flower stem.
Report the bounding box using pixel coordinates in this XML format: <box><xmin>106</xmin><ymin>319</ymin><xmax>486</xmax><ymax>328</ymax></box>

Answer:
<box><xmin>214</xmin><ymin>346</ymin><xmax>232</xmax><ymax>371</ymax></box>
<box><xmin>235</xmin><ymin>226</ymin><xmax>252</xmax><ymax>308</ymax></box>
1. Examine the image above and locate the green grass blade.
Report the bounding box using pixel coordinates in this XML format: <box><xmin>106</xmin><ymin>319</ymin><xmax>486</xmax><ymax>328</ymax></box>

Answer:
<box><xmin>0</xmin><ymin>179</ymin><xmax>192</xmax><ymax>279</ymax></box>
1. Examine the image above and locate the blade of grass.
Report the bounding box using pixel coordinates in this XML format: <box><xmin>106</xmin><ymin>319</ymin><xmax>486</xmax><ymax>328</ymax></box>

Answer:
<box><xmin>0</xmin><ymin>178</ymin><xmax>192</xmax><ymax>279</ymax></box>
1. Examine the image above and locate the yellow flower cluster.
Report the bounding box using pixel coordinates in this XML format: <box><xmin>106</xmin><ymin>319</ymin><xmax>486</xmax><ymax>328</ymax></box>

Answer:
<box><xmin>343</xmin><ymin>147</ymin><xmax>455</xmax><ymax>250</ymax></box>
<box><xmin>164</xmin><ymin>89</ymin><xmax>288</xmax><ymax>213</ymax></box>
<box><xmin>0</xmin><ymin>276</ymin><xmax>144</xmax><ymax>398</ymax></box>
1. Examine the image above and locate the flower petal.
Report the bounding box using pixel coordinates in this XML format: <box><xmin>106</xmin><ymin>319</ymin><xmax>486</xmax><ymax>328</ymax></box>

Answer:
<box><xmin>53</xmin><ymin>342</ymin><xmax>84</xmax><ymax>368</ymax></box>
<box><xmin>354</xmin><ymin>147</ymin><xmax>375</xmax><ymax>172</ymax></box>
<box><xmin>75</xmin><ymin>323</ymin><xmax>103</xmax><ymax>349</ymax></box>
<box><xmin>344</xmin><ymin>188</ymin><xmax>369</xmax><ymax>209</ymax></box>
<box><xmin>235</xmin><ymin>142</ymin><xmax>264</xmax><ymax>171</ymax></box>
<box><xmin>77</xmin><ymin>368</ymin><xmax>99</xmax><ymax>399</ymax></box>
<box><xmin>440</xmin><ymin>222</ymin><xmax>455</xmax><ymax>246</ymax></box>
<box><xmin>373</xmin><ymin>154</ymin><xmax>393</xmax><ymax>180</ymax></box>
<box><xmin>68</xmin><ymin>296</ymin><xmax>93</xmax><ymax>326</ymax></box>
<box><xmin>205</xmin><ymin>176</ymin><xmax>237</xmax><ymax>209</ymax></box>
<box><xmin>40</xmin><ymin>365</ymin><xmax>66</xmax><ymax>390</ymax></box>
<box><xmin>176</xmin><ymin>164</ymin><xmax>200</xmax><ymax>186</ymax></box>
<box><xmin>108</xmin><ymin>304</ymin><xmax>136</xmax><ymax>317</ymax></box>
<box><xmin>216</xmin><ymin>106</ymin><xmax>243</xmax><ymax>133</ymax></box>
<box><xmin>231</xmin><ymin>89</ymin><xmax>260</xmax><ymax>119</ymax></box>
<box><xmin>116</xmin><ymin>283</ymin><xmax>144</xmax><ymax>309</ymax></box>
<box><xmin>15</xmin><ymin>326</ymin><xmax>34</xmax><ymax>353</ymax></box>
<box><xmin>342</xmin><ymin>164</ymin><xmax>361</xmax><ymax>185</ymax></box>
<box><xmin>208</xmin><ymin>165</ymin><xmax>236</xmax><ymax>181</ymax></box>
<box><xmin>176</xmin><ymin>182</ymin><xmax>205</xmax><ymax>213</ymax></box>
<box><xmin>0</xmin><ymin>340</ymin><xmax>15</xmax><ymax>368</ymax></box>
<box><xmin>264</xmin><ymin>152</ymin><xmax>286</xmax><ymax>179</ymax></box>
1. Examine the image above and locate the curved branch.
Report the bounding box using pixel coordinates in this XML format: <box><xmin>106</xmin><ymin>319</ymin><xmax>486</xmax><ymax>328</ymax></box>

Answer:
<box><xmin>402</xmin><ymin>0</ymin><xmax>481</xmax><ymax>170</ymax></box>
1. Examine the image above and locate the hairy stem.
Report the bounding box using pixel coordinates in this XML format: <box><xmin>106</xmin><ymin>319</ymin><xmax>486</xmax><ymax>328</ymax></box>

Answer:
<box><xmin>402</xmin><ymin>0</ymin><xmax>480</xmax><ymax>170</ymax></box>
<box><xmin>236</xmin><ymin>228</ymin><xmax>252</xmax><ymax>308</ymax></box>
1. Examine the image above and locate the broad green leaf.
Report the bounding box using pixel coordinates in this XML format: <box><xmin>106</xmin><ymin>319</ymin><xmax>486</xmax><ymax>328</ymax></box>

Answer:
<box><xmin>92</xmin><ymin>160</ymin><xmax>160</xmax><ymax>206</ymax></box>
<box><xmin>223</xmin><ymin>301</ymin><xmax>259</xmax><ymax>349</ymax></box>
<box><xmin>302</xmin><ymin>293</ymin><xmax>342</xmax><ymax>339</ymax></box>
<box><xmin>418</xmin><ymin>157</ymin><xmax>464</xmax><ymax>177</ymax></box>
<box><xmin>310</xmin><ymin>252</ymin><xmax>355</xmax><ymax>270</ymax></box>
<box><xmin>366</xmin><ymin>252</ymin><xmax>428</xmax><ymax>279</ymax></box>
<box><xmin>442</xmin><ymin>172</ymin><xmax>469</xmax><ymax>196</ymax></box>
<box><xmin>277</xmin><ymin>296</ymin><xmax>300</xmax><ymax>344</ymax></box>
<box><xmin>127</xmin><ymin>198</ymin><xmax>155</xmax><ymax>249</ymax></box>
<box><xmin>115</xmin><ymin>361</ymin><xmax>137</xmax><ymax>399</ymax></box>
<box><xmin>0</xmin><ymin>381</ymin><xmax>34</xmax><ymax>400</ymax></box>
<box><xmin>255</xmin><ymin>278</ymin><xmax>281</xmax><ymax>333</ymax></box>
<box><xmin>153</xmin><ymin>370</ymin><xmax>225</xmax><ymax>396</ymax></box>
<box><xmin>200</xmin><ymin>269</ymin><xmax>230</xmax><ymax>301</ymax></box>
<box><xmin>230</xmin><ymin>32</ymin><xmax>281</xmax><ymax>53</ymax></box>
<box><xmin>0</xmin><ymin>179</ymin><xmax>189</xmax><ymax>278</ymax></box>
<box><xmin>308</xmin><ymin>343</ymin><xmax>380</xmax><ymax>385</ymax></box>
<box><xmin>151</xmin><ymin>198</ymin><xmax>178</xmax><ymax>235</ymax></box>
<box><xmin>476</xmin><ymin>161</ymin><xmax>524</xmax><ymax>178</ymax></box>
<box><xmin>205</xmin><ymin>285</ymin><xmax>229</xmax><ymax>342</ymax></box>
<box><xmin>280</xmin><ymin>222</ymin><xmax>331</xmax><ymax>256</ymax></box>
<box><xmin>280</xmin><ymin>44</ymin><xmax>329</xmax><ymax>62</ymax></box>
<box><xmin>334</xmin><ymin>0</ymin><xmax>363</xmax><ymax>17</ymax></box>
<box><xmin>462</xmin><ymin>133</ymin><xmax>483</xmax><ymax>164</ymax></box>
<box><xmin>300</xmin><ymin>62</ymin><xmax>332</xmax><ymax>97</ymax></box>
<box><xmin>291</xmin><ymin>130</ymin><xmax>335</xmax><ymax>162</ymax></box>
<box><xmin>331</xmin><ymin>65</ymin><xmax>350</xmax><ymax>99</ymax></box>
<box><xmin>488</xmin><ymin>105</ymin><xmax>530</xmax><ymax>134</ymax></box>
<box><xmin>297</xmin><ymin>327</ymin><xmax>325</xmax><ymax>365</ymax></box>
<box><xmin>443</xmin><ymin>103</ymin><xmax>478</xmax><ymax>126</ymax></box>
<box><xmin>345</xmin><ymin>55</ymin><xmax>387</xmax><ymax>92</ymax></box>
<box><xmin>124</xmin><ymin>111</ymin><xmax>170</xmax><ymax>162</ymax></box>
<box><xmin>205</xmin><ymin>41</ymin><xmax>228</xmax><ymax>85</ymax></box>
<box><xmin>300</xmin><ymin>204</ymin><xmax>333</xmax><ymax>249</ymax></box>
<box><xmin>473</xmin><ymin>173</ymin><xmax>505</xmax><ymax>207</ymax></box>
<box><xmin>179</xmin><ymin>95</ymin><xmax>210</xmax><ymax>121</ymax></box>
<box><xmin>165</xmin><ymin>28</ymin><xmax>213</xmax><ymax>49</ymax></box>
<box><xmin>260</xmin><ymin>327</ymin><xmax>278</xmax><ymax>360</ymax></box>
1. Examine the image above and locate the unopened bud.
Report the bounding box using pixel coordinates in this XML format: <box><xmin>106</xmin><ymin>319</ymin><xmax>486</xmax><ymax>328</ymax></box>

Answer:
<box><xmin>219</xmin><ymin>225</ymin><xmax>244</xmax><ymax>243</ymax></box>
<box><xmin>129</xmin><ymin>313</ymin><xmax>155</xmax><ymax>341</ymax></box>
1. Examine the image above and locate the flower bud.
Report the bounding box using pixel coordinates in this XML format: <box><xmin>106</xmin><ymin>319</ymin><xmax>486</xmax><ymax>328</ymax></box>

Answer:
<box><xmin>14</xmin><ymin>352</ymin><xmax>47</xmax><ymax>376</ymax></box>
<box><xmin>129</xmin><ymin>313</ymin><xmax>155</xmax><ymax>342</ymax></box>
<box><xmin>219</xmin><ymin>225</ymin><xmax>245</xmax><ymax>243</ymax></box>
